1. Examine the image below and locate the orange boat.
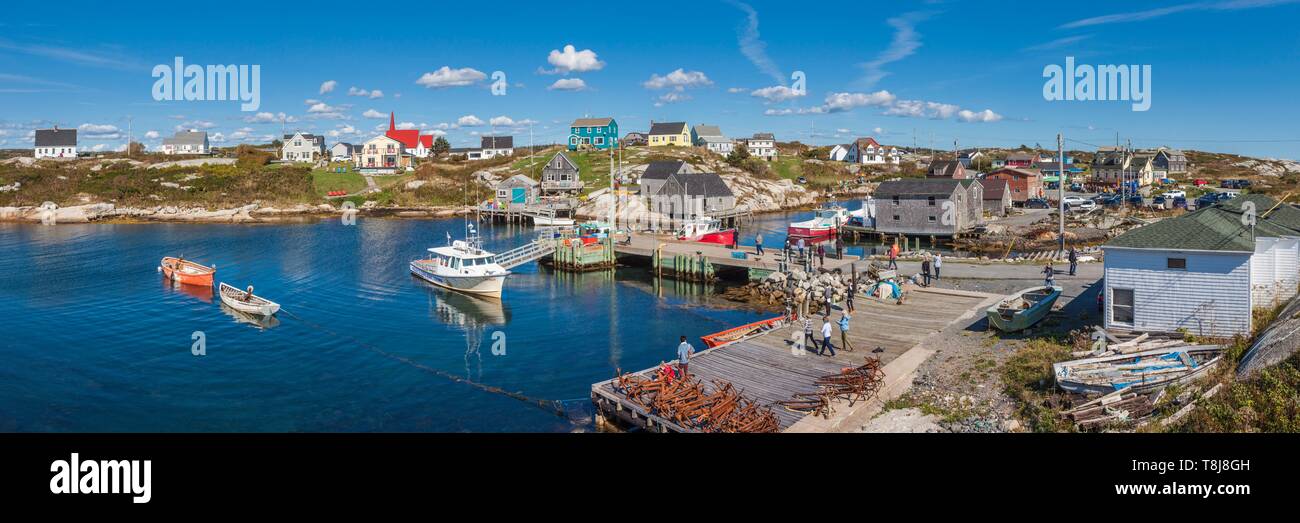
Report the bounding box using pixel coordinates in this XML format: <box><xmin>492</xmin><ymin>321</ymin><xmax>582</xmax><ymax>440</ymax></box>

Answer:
<box><xmin>160</xmin><ymin>257</ymin><xmax>216</xmax><ymax>287</ymax></box>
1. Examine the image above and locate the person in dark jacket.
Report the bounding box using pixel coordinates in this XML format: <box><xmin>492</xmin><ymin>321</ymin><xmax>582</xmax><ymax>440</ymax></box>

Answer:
<box><xmin>1068</xmin><ymin>247</ymin><xmax>1078</xmax><ymax>276</ymax></box>
<box><xmin>921</xmin><ymin>256</ymin><xmax>932</xmax><ymax>286</ymax></box>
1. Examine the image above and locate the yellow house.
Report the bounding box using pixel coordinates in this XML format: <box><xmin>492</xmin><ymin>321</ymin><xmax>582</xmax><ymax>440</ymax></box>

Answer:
<box><xmin>647</xmin><ymin>121</ymin><xmax>690</xmax><ymax>147</ymax></box>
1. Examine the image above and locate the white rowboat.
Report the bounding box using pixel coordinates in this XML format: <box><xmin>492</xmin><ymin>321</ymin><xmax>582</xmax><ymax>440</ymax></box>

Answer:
<box><xmin>218</xmin><ymin>282</ymin><xmax>281</xmax><ymax>317</ymax></box>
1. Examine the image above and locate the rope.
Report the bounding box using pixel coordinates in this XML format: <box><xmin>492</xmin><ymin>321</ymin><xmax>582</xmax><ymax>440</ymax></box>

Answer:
<box><xmin>277</xmin><ymin>307</ymin><xmax>569</xmax><ymax>419</ymax></box>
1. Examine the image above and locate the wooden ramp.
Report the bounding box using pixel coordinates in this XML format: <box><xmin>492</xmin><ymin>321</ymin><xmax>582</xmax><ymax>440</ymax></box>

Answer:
<box><xmin>591</xmin><ymin>287</ymin><xmax>995</xmax><ymax>432</ymax></box>
<box><xmin>613</xmin><ymin>233</ymin><xmax>860</xmax><ymax>274</ymax></box>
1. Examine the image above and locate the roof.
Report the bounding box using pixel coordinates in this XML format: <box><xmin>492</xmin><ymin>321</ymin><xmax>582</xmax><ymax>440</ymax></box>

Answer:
<box><xmin>693</xmin><ymin>124</ymin><xmax>723</xmax><ymax>137</ymax></box>
<box><xmin>874</xmin><ymin>178</ymin><xmax>964</xmax><ymax>198</ymax></box>
<box><xmin>642</xmin><ymin>160</ymin><xmax>689</xmax><ymax>180</ymax></box>
<box><xmin>571</xmin><ymin>117</ymin><xmax>614</xmax><ymax>127</ymax></box>
<box><xmin>854</xmin><ymin>137</ymin><xmax>881</xmax><ymax>149</ymax></box>
<box><xmin>545</xmin><ymin>151</ymin><xmax>578</xmax><ymax>171</ymax></box>
<box><xmin>34</xmin><ymin>128</ymin><xmax>77</xmax><ymax>147</ymax></box>
<box><xmin>649</xmin><ymin>122</ymin><xmax>688</xmax><ymax>135</ymax></box>
<box><xmin>1036</xmin><ymin>162</ymin><xmax>1078</xmax><ymax>171</ymax></box>
<box><xmin>982</xmin><ymin>178</ymin><xmax>1009</xmax><ymax>200</ymax></box>
<box><xmin>751</xmin><ymin>133</ymin><xmax>775</xmax><ymax>141</ymax></box>
<box><xmin>700</xmin><ymin>135</ymin><xmax>732</xmax><ymax>144</ymax></box>
<box><xmin>987</xmin><ymin>167</ymin><xmax>1040</xmax><ymax>178</ymax></box>
<box><xmin>497</xmin><ymin>174</ymin><xmax>538</xmax><ymax>187</ymax></box>
<box><xmin>1094</xmin><ymin>151</ymin><xmax>1128</xmax><ymax>166</ymax></box>
<box><xmin>481</xmin><ymin>135</ymin><xmax>513</xmax><ymax>149</ymax></box>
<box><xmin>163</xmin><ymin>131</ymin><xmax>207</xmax><ymax>145</ymax></box>
<box><xmin>1006</xmin><ymin>152</ymin><xmax>1034</xmax><ymax>161</ymax></box>
<box><xmin>1105</xmin><ymin>206</ymin><xmax>1257</xmax><ymax>252</ymax></box>
<box><xmin>331</xmin><ymin>142</ymin><xmax>353</xmax><ymax>149</ymax></box>
<box><xmin>929</xmin><ymin>160</ymin><xmax>963</xmax><ymax>178</ymax></box>
<box><xmin>386</xmin><ymin>129</ymin><xmax>421</xmax><ymax>148</ymax></box>
<box><xmin>1219</xmin><ymin>194</ymin><xmax>1300</xmax><ymax>235</ymax></box>
<box><xmin>659</xmin><ymin>171</ymin><xmax>733</xmax><ymax>199</ymax></box>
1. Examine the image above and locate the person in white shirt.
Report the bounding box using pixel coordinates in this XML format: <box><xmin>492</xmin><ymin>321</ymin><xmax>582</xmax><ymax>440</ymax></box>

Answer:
<box><xmin>817</xmin><ymin>317</ymin><xmax>836</xmax><ymax>356</ymax></box>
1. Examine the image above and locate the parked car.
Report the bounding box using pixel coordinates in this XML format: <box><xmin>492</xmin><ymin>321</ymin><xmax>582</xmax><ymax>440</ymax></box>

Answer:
<box><xmin>1173</xmin><ymin>196</ymin><xmax>1188</xmax><ymax>209</ymax></box>
<box><xmin>1024</xmin><ymin>198</ymin><xmax>1050</xmax><ymax>209</ymax></box>
<box><xmin>1100</xmin><ymin>195</ymin><xmax>1123</xmax><ymax>209</ymax></box>
<box><xmin>1221</xmin><ymin>179</ymin><xmax>1252</xmax><ymax>189</ymax></box>
<box><xmin>1069</xmin><ymin>183</ymin><xmax>1084</xmax><ymax>192</ymax></box>
<box><xmin>797</xmin><ymin>176</ymin><xmax>807</xmax><ymax>184</ymax></box>
<box><xmin>1152</xmin><ymin>195</ymin><xmax>1167</xmax><ymax>207</ymax></box>
<box><xmin>1127</xmin><ymin>195</ymin><xmax>1146</xmax><ymax>207</ymax></box>
<box><xmin>1062</xmin><ymin>195</ymin><xmax>1087</xmax><ymax>207</ymax></box>
<box><xmin>1164</xmin><ymin>190</ymin><xmax>1186</xmax><ymax>199</ymax></box>
<box><xmin>1193</xmin><ymin>179</ymin><xmax>1208</xmax><ymax>187</ymax></box>
<box><xmin>1068</xmin><ymin>200</ymin><xmax>1097</xmax><ymax>212</ymax></box>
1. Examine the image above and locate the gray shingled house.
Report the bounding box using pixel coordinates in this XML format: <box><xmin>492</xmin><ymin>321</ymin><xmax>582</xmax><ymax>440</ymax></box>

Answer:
<box><xmin>872</xmin><ymin>178</ymin><xmax>982</xmax><ymax>236</ymax></box>
<box><xmin>541</xmin><ymin>151</ymin><xmax>582</xmax><ymax>195</ymax></box>
<box><xmin>652</xmin><ymin>171</ymin><xmax>736</xmax><ymax>221</ymax></box>
<box><xmin>638</xmin><ymin>160</ymin><xmax>693</xmax><ymax>196</ymax></box>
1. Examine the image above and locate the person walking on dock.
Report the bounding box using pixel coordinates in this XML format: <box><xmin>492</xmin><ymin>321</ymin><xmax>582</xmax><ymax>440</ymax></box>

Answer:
<box><xmin>823</xmin><ymin>285</ymin><xmax>834</xmax><ymax>316</ymax></box>
<box><xmin>676</xmin><ymin>336</ymin><xmax>695</xmax><ymax>379</ymax></box>
<box><xmin>1042</xmin><ymin>263</ymin><xmax>1056</xmax><ymax>288</ymax></box>
<box><xmin>755</xmin><ymin>233</ymin><xmax>764</xmax><ymax>256</ymax></box>
<box><xmin>802</xmin><ymin>317</ymin><xmax>814</xmax><ymax>355</ymax></box>
<box><xmin>1067</xmin><ymin>247</ymin><xmax>1077</xmax><ymax>276</ymax></box>
<box><xmin>838</xmin><ymin>313</ymin><xmax>854</xmax><ymax>352</ymax></box>
<box><xmin>845</xmin><ymin>281</ymin><xmax>856</xmax><ymax>313</ymax></box>
<box><xmin>933</xmin><ymin>252</ymin><xmax>943</xmax><ymax>280</ymax></box>
<box><xmin>921</xmin><ymin>255</ymin><xmax>932</xmax><ymax>287</ymax></box>
<box><xmin>797</xmin><ymin>237</ymin><xmax>806</xmax><ymax>260</ymax></box>
<box><xmin>817</xmin><ymin>317</ymin><xmax>836</xmax><ymax>356</ymax></box>
<box><xmin>887</xmin><ymin>242</ymin><xmax>899</xmax><ymax>270</ymax></box>
<box><xmin>816</xmin><ymin>243</ymin><xmax>826</xmax><ymax>268</ymax></box>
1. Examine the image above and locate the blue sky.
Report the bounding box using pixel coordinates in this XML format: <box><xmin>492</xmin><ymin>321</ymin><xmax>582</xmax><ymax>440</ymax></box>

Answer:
<box><xmin>2</xmin><ymin>0</ymin><xmax>1299</xmax><ymax>158</ymax></box>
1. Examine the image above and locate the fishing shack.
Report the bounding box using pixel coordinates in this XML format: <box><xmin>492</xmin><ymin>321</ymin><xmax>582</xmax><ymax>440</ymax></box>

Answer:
<box><xmin>871</xmin><ymin>178</ymin><xmax>983</xmax><ymax>236</ymax></box>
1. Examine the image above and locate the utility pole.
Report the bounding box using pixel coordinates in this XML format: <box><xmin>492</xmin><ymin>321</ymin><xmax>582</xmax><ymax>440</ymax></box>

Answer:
<box><xmin>126</xmin><ymin>116</ymin><xmax>133</xmax><ymax>158</ymax></box>
<box><xmin>1058</xmin><ymin>132</ymin><xmax>1066</xmax><ymax>252</ymax></box>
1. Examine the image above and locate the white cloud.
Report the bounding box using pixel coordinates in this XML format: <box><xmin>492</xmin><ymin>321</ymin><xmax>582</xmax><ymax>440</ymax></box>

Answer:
<box><xmin>873</xmin><ymin>127</ymin><xmax>884</xmax><ymax>134</ymax></box>
<box><xmin>543</xmin><ymin>44</ymin><xmax>605</xmax><ymax>74</ymax></box>
<box><xmin>859</xmin><ymin>12</ymin><xmax>931</xmax><ymax>87</ymax></box>
<box><xmin>243</xmin><ymin>112</ymin><xmax>295</xmax><ymax>124</ymax></box>
<box><xmin>177</xmin><ymin>120</ymin><xmax>217</xmax><ymax>130</ymax></box>
<box><xmin>728</xmin><ymin>1</ymin><xmax>785</xmax><ymax>84</ymax></box>
<box><xmin>362</xmin><ymin>109</ymin><xmax>386</xmax><ymax>119</ymax></box>
<box><xmin>320</xmin><ymin>80</ymin><xmax>337</xmax><ymax>94</ymax></box>
<box><xmin>643</xmin><ymin>69</ymin><xmax>713</xmax><ymax>90</ymax></box>
<box><xmin>884</xmin><ymin>100</ymin><xmax>960</xmax><ymax>119</ymax></box>
<box><xmin>78</xmin><ymin>123</ymin><xmax>120</xmax><ymax>138</ymax></box>
<box><xmin>144</xmin><ymin>130</ymin><xmax>160</xmax><ymax>139</ymax></box>
<box><xmin>415</xmin><ymin>66</ymin><xmax>487</xmax><ymax>88</ymax></box>
<box><xmin>348</xmin><ymin>87</ymin><xmax>384</xmax><ymax>98</ymax></box>
<box><xmin>307</xmin><ymin>102</ymin><xmax>341</xmax><ymax>114</ymax></box>
<box><xmin>548</xmin><ymin>78</ymin><xmax>588</xmax><ymax>91</ymax></box>
<box><xmin>457</xmin><ymin>115</ymin><xmax>485</xmax><ymax>127</ymax></box>
<box><xmin>397</xmin><ymin>122</ymin><xmax>418</xmax><ymax>130</ymax></box>
<box><xmin>654</xmin><ymin>92</ymin><xmax>692</xmax><ymax>107</ymax></box>
<box><xmin>956</xmin><ymin>109</ymin><xmax>1004</xmax><ymax>123</ymax></box>
<box><xmin>750</xmin><ymin>85</ymin><xmax>804</xmax><ymax>103</ymax></box>
<box><xmin>1057</xmin><ymin>1</ymin><xmax>1295</xmax><ymax>29</ymax></box>
<box><xmin>488</xmin><ymin>116</ymin><xmax>537</xmax><ymax>127</ymax></box>
<box><xmin>210</xmin><ymin>132</ymin><xmax>226</xmax><ymax>143</ymax></box>
<box><xmin>822</xmin><ymin>91</ymin><xmax>896</xmax><ymax>112</ymax></box>
<box><xmin>727</xmin><ymin>87</ymin><xmax>750</xmax><ymax>94</ymax></box>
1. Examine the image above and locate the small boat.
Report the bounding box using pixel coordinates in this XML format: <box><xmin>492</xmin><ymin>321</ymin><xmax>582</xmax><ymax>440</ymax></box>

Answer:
<box><xmin>1054</xmin><ymin>345</ymin><xmax>1224</xmax><ymax>395</ymax></box>
<box><xmin>676</xmin><ymin>217</ymin><xmax>736</xmax><ymax>246</ymax></box>
<box><xmin>218</xmin><ymin>282</ymin><xmax>280</xmax><ymax>317</ymax></box>
<box><xmin>160</xmin><ymin>257</ymin><xmax>216</xmax><ymax>287</ymax></box>
<box><xmin>410</xmin><ymin>228</ymin><xmax>510</xmax><ymax>298</ymax></box>
<box><xmin>532</xmin><ymin>215</ymin><xmax>576</xmax><ymax>227</ymax></box>
<box><xmin>986</xmin><ymin>285</ymin><xmax>1061</xmax><ymax>332</ymax></box>
<box><xmin>787</xmin><ymin>205</ymin><xmax>850</xmax><ymax>240</ymax></box>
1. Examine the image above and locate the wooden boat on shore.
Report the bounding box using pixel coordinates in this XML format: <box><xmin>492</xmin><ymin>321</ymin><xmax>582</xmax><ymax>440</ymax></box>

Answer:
<box><xmin>160</xmin><ymin>257</ymin><xmax>216</xmax><ymax>287</ymax></box>
<box><xmin>1054</xmin><ymin>345</ymin><xmax>1224</xmax><ymax>395</ymax></box>
<box><xmin>986</xmin><ymin>285</ymin><xmax>1061</xmax><ymax>332</ymax></box>
<box><xmin>218</xmin><ymin>282</ymin><xmax>280</xmax><ymax>317</ymax></box>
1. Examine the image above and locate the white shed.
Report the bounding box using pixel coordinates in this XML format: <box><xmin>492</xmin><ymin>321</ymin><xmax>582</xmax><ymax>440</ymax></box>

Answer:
<box><xmin>1251</xmin><ymin>236</ymin><xmax>1300</xmax><ymax>308</ymax></box>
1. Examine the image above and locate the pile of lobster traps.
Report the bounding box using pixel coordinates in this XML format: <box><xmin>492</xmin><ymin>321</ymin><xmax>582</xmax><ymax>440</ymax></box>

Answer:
<box><xmin>778</xmin><ymin>358</ymin><xmax>886</xmax><ymax>419</ymax></box>
<box><xmin>611</xmin><ymin>366</ymin><xmax>780</xmax><ymax>433</ymax></box>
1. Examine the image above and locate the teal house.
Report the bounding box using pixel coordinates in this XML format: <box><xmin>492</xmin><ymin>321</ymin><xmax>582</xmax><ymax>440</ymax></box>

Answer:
<box><xmin>568</xmin><ymin>117</ymin><xmax>619</xmax><ymax>151</ymax></box>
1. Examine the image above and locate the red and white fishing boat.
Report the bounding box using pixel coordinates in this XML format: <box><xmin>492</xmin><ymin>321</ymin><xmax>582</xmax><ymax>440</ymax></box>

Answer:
<box><xmin>787</xmin><ymin>206</ymin><xmax>850</xmax><ymax>240</ymax></box>
<box><xmin>160</xmin><ymin>256</ymin><xmax>216</xmax><ymax>287</ymax></box>
<box><xmin>677</xmin><ymin>217</ymin><xmax>737</xmax><ymax>246</ymax></box>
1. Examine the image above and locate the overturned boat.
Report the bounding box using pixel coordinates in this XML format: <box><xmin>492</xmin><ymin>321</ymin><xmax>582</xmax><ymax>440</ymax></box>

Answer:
<box><xmin>986</xmin><ymin>285</ymin><xmax>1061</xmax><ymax>332</ymax></box>
<box><xmin>1053</xmin><ymin>345</ymin><xmax>1225</xmax><ymax>395</ymax></box>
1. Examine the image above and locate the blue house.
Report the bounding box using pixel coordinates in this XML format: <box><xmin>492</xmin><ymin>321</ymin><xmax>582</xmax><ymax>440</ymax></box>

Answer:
<box><xmin>568</xmin><ymin>117</ymin><xmax>619</xmax><ymax>151</ymax></box>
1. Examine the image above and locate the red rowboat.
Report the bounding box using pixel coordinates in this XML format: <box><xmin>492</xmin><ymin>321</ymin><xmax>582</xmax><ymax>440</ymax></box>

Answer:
<box><xmin>160</xmin><ymin>257</ymin><xmax>216</xmax><ymax>287</ymax></box>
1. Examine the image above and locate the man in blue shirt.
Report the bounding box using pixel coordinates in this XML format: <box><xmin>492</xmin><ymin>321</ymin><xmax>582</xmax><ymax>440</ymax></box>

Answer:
<box><xmin>676</xmin><ymin>336</ymin><xmax>695</xmax><ymax>378</ymax></box>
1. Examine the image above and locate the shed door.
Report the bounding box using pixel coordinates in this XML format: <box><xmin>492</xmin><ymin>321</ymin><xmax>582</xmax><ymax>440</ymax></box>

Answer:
<box><xmin>511</xmin><ymin>187</ymin><xmax>527</xmax><ymax>204</ymax></box>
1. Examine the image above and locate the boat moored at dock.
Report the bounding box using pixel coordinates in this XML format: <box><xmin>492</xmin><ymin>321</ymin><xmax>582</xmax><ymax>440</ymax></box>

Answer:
<box><xmin>787</xmin><ymin>205</ymin><xmax>850</xmax><ymax>241</ymax></box>
<box><xmin>410</xmin><ymin>229</ymin><xmax>510</xmax><ymax>298</ymax></box>
<box><xmin>676</xmin><ymin>217</ymin><xmax>736</xmax><ymax>246</ymax></box>
<box><xmin>218</xmin><ymin>282</ymin><xmax>281</xmax><ymax>317</ymax></box>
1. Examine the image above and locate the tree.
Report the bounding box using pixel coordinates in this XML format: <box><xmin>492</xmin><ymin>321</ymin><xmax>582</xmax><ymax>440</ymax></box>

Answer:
<box><xmin>432</xmin><ymin>136</ymin><xmax>450</xmax><ymax>156</ymax></box>
<box><xmin>726</xmin><ymin>142</ymin><xmax>751</xmax><ymax>166</ymax></box>
<box><xmin>127</xmin><ymin>141</ymin><xmax>145</xmax><ymax>156</ymax></box>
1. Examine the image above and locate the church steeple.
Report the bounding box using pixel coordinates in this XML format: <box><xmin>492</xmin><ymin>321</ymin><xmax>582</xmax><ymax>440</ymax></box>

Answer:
<box><xmin>388</xmin><ymin>112</ymin><xmax>396</xmax><ymax>132</ymax></box>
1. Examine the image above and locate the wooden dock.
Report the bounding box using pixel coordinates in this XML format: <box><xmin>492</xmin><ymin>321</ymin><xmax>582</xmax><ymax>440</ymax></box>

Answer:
<box><xmin>591</xmin><ymin>287</ymin><xmax>997</xmax><ymax>432</ymax></box>
<box><xmin>612</xmin><ymin>233</ymin><xmax>861</xmax><ymax>277</ymax></box>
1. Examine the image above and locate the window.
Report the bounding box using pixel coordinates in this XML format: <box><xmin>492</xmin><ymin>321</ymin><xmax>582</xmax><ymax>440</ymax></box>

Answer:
<box><xmin>892</xmin><ymin>215</ymin><xmax>900</xmax><ymax>221</ymax></box>
<box><xmin>1167</xmin><ymin>258</ymin><xmax>1186</xmax><ymax>270</ymax></box>
<box><xmin>595</xmin><ymin>137</ymin><xmax>604</xmax><ymax>145</ymax></box>
<box><xmin>892</xmin><ymin>196</ymin><xmax>900</xmax><ymax>205</ymax></box>
<box><xmin>928</xmin><ymin>196</ymin><xmax>936</xmax><ymax>206</ymax></box>
<box><xmin>1111</xmin><ymin>288</ymin><xmax>1135</xmax><ymax>324</ymax></box>
<box><xmin>928</xmin><ymin>216</ymin><xmax>936</xmax><ymax>222</ymax></box>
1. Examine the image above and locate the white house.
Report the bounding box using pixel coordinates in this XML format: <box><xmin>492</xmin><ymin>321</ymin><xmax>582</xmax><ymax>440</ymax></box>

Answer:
<box><xmin>1102</xmin><ymin>195</ymin><xmax>1300</xmax><ymax>338</ymax></box>
<box><xmin>746</xmin><ymin>133</ymin><xmax>776</xmax><ymax>161</ymax></box>
<box><xmin>701</xmin><ymin>135</ymin><xmax>734</xmax><ymax>155</ymax></box>
<box><xmin>479</xmin><ymin>136</ymin><xmax>514</xmax><ymax>159</ymax></box>
<box><xmin>34</xmin><ymin>127</ymin><xmax>77</xmax><ymax>159</ymax></box>
<box><xmin>828</xmin><ymin>144</ymin><xmax>850</xmax><ymax>162</ymax></box>
<box><xmin>329</xmin><ymin>142</ymin><xmax>355</xmax><ymax>162</ymax></box>
<box><xmin>281</xmin><ymin>132</ymin><xmax>326</xmax><ymax>163</ymax></box>
<box><xmin>846</xmin><ymin>137</ymin><xmax>900</xmax><ymax>165</ymax></box>
<box><xmin>161</xmin><ymin>130</ymin><xmax>209</xmax><ymax>155</ymax></box>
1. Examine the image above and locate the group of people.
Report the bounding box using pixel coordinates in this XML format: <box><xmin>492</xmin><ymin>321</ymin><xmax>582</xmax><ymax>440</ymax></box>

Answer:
<box><xmin>918</xmin><ymin>252</ymin><xmax>943</xmax><ymax>287</ymax></box>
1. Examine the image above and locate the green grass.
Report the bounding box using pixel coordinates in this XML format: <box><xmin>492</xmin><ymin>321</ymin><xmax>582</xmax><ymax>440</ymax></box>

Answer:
<box><xmin>311</xmin><ymin>165</ymin><xmax>367</xmax><ymax>197</ymax></box>
<box><xmin>999</xmin><ymin>338</ymin><xmax>1075</xmax><ymax>433</ymax></box>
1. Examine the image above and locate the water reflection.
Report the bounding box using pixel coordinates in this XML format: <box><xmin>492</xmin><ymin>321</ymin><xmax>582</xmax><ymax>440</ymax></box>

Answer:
<box><xmin>162</xmin><ymin>276</ymin><xmax>213</xmax><ymax>303</ymax></box>
<box><xmin>219</xmin><ymin>302</ymin><xmax>281</xmax><ymax>330</ymax></box>
<box><xmin>420</xmin><ymin>284</ymin><xmax>511</xmax><ymax>382</ymax></box>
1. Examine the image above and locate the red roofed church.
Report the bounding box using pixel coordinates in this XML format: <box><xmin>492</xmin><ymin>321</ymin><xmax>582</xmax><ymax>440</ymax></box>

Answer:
<box><xmin>385</xmin><ymin>112</ymin><xmax>437</xmax><ymax>158</ymax></box>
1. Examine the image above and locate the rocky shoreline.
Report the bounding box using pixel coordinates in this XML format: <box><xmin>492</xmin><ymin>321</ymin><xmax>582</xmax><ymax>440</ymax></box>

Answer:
<box><xmin>0</xmin><ymin>202</ymin><xmax>470</xmax><ymax>224</ymax></box>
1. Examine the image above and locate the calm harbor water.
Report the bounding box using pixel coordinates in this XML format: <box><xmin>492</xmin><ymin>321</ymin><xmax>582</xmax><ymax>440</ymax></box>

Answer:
<box><xmin>0</xmin><ymin>202</ymin><xmax>948</xmax><ymax>432</ymax></box>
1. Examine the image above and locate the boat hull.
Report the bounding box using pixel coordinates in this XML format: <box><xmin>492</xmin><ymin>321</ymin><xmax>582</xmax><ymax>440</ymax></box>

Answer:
<box><xmin>685</xmin><ymin>229</ymin><xmax>737</xmax><ymax>246</ymax></box>
<box><xmin>160</xmin><ymin>257</ymin><xmax>215</xmax><ymax>287</ymax></box>
<box><xmin>1054</xmin><ymin>346</ymin><xmax>1223</xmax><ymax>395</ymax></box>
<box><xmin>410</xmin><ymin>261</ymin><xmax>507</xmax><ymax>298</ymax></box>
<box><xmin>986</xmin><ymin>286</ymin><xmax>1061</xmax><ymax>332</ymax></box>
<box><xmin>786</xmin><ymin>226</ymin><xmax>835</xmax><ymax>240</ymax></box>
<box><xmin>218</xmin><ymin>283</ymin><xmax>280</xmax><ymax>317</ymax></box>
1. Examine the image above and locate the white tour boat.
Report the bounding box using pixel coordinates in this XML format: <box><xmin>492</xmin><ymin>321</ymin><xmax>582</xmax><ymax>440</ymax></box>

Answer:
<box><xmin>410</xmin><ymin>226</ymin><xmax>511</xmax><ymax>298</ymax></box>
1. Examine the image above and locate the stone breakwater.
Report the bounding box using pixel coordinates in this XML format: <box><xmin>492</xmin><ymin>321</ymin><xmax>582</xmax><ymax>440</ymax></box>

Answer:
<box><xmin>0</xmin><ymin>202</ymin><xmax>468</xmax><ymax>224</ymax></box>
<box><xmin>722</xmin><ymin>267</ymin><xmax>866</xmax><ymax>310</ymax></box>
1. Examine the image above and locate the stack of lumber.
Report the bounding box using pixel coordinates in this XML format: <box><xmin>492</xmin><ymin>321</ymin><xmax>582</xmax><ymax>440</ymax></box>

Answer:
<box><xmin>1071</xmin><ymin>331</ymin><xmax>1188</xmax><ymax>358</ymax></box>
<box><xmin>1062</xmin><ymin>389</ymin><xmax>1160</xmax><ymax>428</ymax></box>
